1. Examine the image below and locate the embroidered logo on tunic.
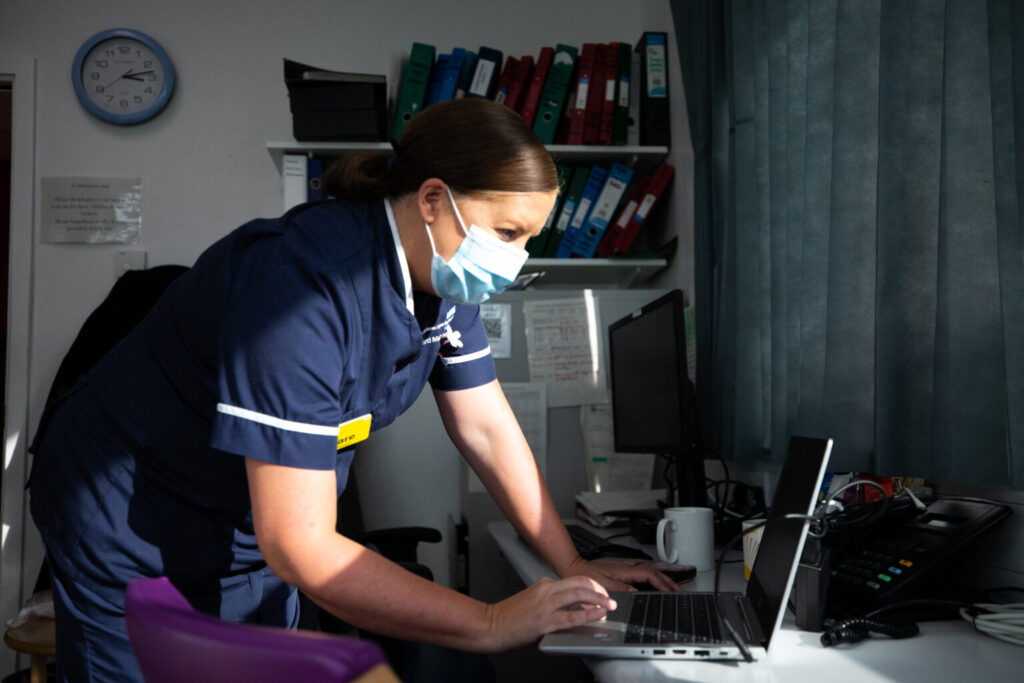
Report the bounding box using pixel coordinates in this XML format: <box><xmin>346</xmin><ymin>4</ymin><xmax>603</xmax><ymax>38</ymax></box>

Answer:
<box><xmin>442</xmin><ymin>325</ymin><xmax>463</xmax><ymax>349</ymax></box>
<box><xmin>421</xmin><ymin>306</ymin><xmax>459</xmax><ymax>346</ymax></box>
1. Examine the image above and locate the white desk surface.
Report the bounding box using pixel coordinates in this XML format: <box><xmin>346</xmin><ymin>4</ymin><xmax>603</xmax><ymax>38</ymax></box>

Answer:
<box><xmin>488</xmin><ymin>520</ymin><xmax>1024</xmax><ymax>683</ymax></box>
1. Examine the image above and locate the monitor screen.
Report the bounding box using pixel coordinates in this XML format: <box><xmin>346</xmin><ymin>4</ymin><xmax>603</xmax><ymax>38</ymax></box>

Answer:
<box><xmin>607</xmin><ymin>290</ymin><xmax>690</xmax><ymax>454</ymax></box>
<box><xmin>607</xmin><ymin>290</ymin><xmax>704</xmax><ymax>506</ymax></box>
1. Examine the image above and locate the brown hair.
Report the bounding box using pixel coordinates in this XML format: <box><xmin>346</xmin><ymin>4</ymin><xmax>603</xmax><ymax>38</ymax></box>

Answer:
<box><xmin>322</xmin><ymin>98</ymin><xmax>558</xmax><ymax>200</ymax></box>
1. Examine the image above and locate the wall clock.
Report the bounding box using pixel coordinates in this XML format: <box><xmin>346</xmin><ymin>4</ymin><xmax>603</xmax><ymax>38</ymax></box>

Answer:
<box><xmin>72</xmin><ymin>28</ymin><xmax>175</xmax><ymax>125</ymax></box>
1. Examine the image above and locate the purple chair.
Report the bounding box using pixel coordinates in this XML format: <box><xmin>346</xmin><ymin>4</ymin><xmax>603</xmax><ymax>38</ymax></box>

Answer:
<box><xmin>124</xmin><ymin>577</ymin><xmax>397</xmax><ymax>683</ymax></box>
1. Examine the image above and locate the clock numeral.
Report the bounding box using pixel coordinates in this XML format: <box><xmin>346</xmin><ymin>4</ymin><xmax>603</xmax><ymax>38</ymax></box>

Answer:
<box><xmin>118</xmin><ymin>46</ymin><xmax>130</xmax><ymax>54</ymax></box>
<box><xmin>95</xmin><ymin>85</ymin><xmax>105</xmax><ymax>94</ymax></box>
<box><xmin>94</xmin><ymin>59</ymin><xmax>108</xmax><ymax>68</ymax></box>
<box><xmin>133</xmin><ymin>96</ymin><xmax>143</xmax><ymax>104</ymax></box>
<box><xmin>144</xmin><ymin>60</ymin><xmax>153</xmax><ymax>68</ymax></box>
<box><xmin>120</xmin><ymin>98</ymin><xmax>130</xmax><ymax>109</ymax></box>
<box><xmin>89</xmin><ymin>72</ymin><xmax>100</xmax><ymax>81</ymax></box>
<box><xmin>144</xmin><ymin>87</ymin><xmax>153</xmax><ymax>94</ymax></box>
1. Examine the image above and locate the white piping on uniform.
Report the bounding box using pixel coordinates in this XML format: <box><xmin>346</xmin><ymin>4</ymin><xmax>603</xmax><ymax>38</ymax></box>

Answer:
<box><xmin>440</xmin><ymin>346</ymin><xmax>492</xmax><ymax>366</ymax></box>
<box><xmin>216</xmin><ymin>403</ymin><xmax>338</xmax><ymax>436</ymax></box>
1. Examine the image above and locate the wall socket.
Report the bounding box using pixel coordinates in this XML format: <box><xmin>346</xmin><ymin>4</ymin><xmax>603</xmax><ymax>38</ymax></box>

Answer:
<box><xmin>115</xmin><ymin>250</ymin><xmax>147</xmax><ymax>278</ymax></box>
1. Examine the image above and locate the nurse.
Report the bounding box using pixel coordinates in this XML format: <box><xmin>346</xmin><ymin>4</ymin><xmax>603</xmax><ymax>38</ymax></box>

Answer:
<box><xmin>28</xmin><ymin>98</ymin><xmax>677</xmax><ymax>681</ymax></box>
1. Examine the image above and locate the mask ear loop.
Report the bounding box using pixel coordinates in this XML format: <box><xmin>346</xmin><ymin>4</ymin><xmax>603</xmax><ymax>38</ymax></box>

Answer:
<box><xmin>444</xmin><ymin>185</ymin><xmax>469</xmax><ymax>238</ymax></box>
<box><xmin>423</xmin><ymin>220</ymin><xmax>440</xmax><ymax>255</ymax></box>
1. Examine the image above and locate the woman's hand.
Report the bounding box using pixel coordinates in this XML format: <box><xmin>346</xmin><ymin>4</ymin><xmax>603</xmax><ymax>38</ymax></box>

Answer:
<box><xmin>483</xmin><ymin>576</ymin><xmax>617</xmax><ymax>651</ymax></box>
<box><xmin>561</xmin><ymin>556</ymin><xmax>683</xmax><ymax>593</ymax></box>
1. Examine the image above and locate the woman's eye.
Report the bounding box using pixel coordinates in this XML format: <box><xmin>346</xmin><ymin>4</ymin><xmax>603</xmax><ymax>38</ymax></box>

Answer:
<box><xmin>497</xmin><ymin>229</ymin><xmax>517</xmax><ymax>241</ymax></box>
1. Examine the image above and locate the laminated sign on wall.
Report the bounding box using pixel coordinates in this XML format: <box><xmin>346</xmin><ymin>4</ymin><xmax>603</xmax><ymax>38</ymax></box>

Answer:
<box><xmin>41</xmin><ymin>176</ymin><xmax>142</xmax><ymax>244</ymax></box>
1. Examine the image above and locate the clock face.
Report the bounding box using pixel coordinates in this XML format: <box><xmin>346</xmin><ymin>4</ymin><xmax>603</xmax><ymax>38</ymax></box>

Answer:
<box><xmin>72</xmin><ymin>29</ymin><xmax>175</xmax><ymax>124</ymax></box>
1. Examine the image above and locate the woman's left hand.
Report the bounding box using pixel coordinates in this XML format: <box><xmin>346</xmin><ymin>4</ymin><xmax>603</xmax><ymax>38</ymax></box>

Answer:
<box><xmin>562</xmin><ymin>556</ymin><xmax>683</xmax><ymax>593</ymax></box>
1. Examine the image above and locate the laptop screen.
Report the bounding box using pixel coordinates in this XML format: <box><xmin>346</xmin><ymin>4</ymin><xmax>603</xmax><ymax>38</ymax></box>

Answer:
<box><xmin>744</xmin><ymin>437</ymin><xmax>832</xmax><ymax>644</ymax></box>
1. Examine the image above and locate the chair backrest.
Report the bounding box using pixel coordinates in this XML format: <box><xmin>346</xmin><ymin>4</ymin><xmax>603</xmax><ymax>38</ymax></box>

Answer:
<box><xmin>124</xmin><ymin>577</ymin><xmax>396</xmax><ymax>683</ymax></box>
<box><xmin>30</xmin><ymin>265</ymin><xmax>190</xmax><ymax>456</ymax></box>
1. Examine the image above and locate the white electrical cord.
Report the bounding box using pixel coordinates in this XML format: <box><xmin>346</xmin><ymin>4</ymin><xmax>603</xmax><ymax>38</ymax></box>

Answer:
<box><xmin>960</xmin><ymin>603</ymin><xmax>1024</xmax><ymax>646</ymax></box>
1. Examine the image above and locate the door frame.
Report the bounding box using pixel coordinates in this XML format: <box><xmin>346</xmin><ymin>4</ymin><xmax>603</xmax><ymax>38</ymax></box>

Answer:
<box><xmin>0</xmin><ymin>52</ymin><xmax>37</xmax><ymax>675</ymax></box>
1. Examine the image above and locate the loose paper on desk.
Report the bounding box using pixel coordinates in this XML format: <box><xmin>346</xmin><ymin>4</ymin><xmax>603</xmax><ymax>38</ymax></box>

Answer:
<box><xmin>467</xmin><ymin>382</ymin><xmax>547</xmax><ymax>494</ymax></box>
<box><xmin>580</xmin><ymin>403</ymin><xmax>655</xmax><ymax>492</ymax></box>
<box><xmin>41</xmin><ymin>176</ymin><xmax>142</xmax><ymax>244</ymax></box>
<box><xmin>523</xmin><ymin>293</ymin><xmax>607</xmax><ymax>407</ymax></box>
<box><xmin>575</xmin><ymin>490</ymin><xmax>666</xmax><ymax>527</ymax></box>
<box><xmin>479</xmin><ymin>303</ymin><xmax>512</xmax><ymax>359</ymax></box>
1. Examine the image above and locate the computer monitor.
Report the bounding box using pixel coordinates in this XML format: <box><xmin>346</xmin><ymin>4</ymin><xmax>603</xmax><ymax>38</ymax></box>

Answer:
<box><xmin>607</xmin><ymin>289</ymin><xmax>706</xmax><ymax>508</ymax></box>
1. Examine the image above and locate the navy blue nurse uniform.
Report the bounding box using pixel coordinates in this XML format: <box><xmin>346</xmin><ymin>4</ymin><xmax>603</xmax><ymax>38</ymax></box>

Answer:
<box><xmin>28</xmin><ymin>198</ymin><xmax>497</xmax><ymax>682</ymax></box>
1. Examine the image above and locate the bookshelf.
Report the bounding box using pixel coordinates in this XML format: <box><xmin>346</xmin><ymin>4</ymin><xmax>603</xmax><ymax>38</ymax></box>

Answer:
<box><xmin>266</xmin><ymin>142</ymin><xmax>669</xmax><ymax>288</ymax></box>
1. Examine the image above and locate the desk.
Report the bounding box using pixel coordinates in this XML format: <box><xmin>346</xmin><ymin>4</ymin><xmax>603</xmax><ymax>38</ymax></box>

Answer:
<box><xmin>488</xmin><ymin>520</ymin><xmax>1024</xmax><ymax>683</ymax></box>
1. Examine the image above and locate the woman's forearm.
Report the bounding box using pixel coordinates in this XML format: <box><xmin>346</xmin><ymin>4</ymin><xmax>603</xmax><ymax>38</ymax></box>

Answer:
<box><xmin>286</xmin><ymin>530</ymin><xmax>499</xmax><ymax>652</ymax></box>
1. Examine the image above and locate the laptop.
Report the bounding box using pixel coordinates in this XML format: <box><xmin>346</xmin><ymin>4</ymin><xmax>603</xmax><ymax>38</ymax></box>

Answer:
<box><xmin>540</xmin><ymin>436</ymin><xmax>833</xmax><ymax>662</ymax></box>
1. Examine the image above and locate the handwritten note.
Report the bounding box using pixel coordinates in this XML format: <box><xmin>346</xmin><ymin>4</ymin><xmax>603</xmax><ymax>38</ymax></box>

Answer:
<box><xmin>41</xmin><ymin>176</ymin><xmax>141</xmax><ymax>244</ymax></box>
<box><xmin>523</xmin><ymin>293</ymin><xmax>608</xmax><ymax>407</ymax></box>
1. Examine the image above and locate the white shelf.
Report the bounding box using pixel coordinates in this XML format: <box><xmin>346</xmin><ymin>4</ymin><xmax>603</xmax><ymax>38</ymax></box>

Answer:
<box><xmin>519</xmin><ymin>258</ymin><xmax>667</xmax><ymax>288</ymax></box>
<box><xmin>267</xmin><ymin>141</ymin><xmax>668</xmax><ymax>169</ymax></box>
<box><xmin>267</xmin><ymin>141</ymin><xmax>392</xmax><ymax>154</ymax></box>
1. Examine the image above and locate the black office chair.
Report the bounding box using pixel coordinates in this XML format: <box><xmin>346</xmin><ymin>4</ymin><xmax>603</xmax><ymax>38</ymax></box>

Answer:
<box><xmin>298</xmin><ymin>470</ymin><xmax>442</xmax><ymax>675</ymax></box>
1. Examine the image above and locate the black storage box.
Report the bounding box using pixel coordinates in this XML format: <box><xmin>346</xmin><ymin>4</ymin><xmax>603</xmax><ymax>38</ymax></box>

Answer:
<box><xmin>284</xmin><ymin>59</ymin><xmax>388</xmax><ymax>141</ymax></box>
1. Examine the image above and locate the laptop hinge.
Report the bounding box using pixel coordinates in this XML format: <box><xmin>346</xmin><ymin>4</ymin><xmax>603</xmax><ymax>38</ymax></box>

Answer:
<box><xmin>736</xmin><ymin>596</ymin><xmax>766</xmax><ymax>645</ymax></box>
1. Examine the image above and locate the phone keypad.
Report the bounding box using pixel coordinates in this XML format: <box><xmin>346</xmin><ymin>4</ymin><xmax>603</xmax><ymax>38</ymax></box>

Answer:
<box><xmin>830</xmin><ymin>541</ymin><xmax>923</xmax><ymax>595</ymax></box>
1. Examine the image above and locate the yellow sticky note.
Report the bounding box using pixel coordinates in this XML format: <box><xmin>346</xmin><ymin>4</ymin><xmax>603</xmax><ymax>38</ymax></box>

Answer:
<box><xmin>337</xmin><ymin>414</ymin><xmax>372</xmax><ymax>450</ymax></box>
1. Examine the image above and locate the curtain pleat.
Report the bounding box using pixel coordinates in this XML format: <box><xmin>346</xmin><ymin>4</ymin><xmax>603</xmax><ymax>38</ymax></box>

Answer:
<box><xmin>989</xmin><ymin>0</ymin><xmax>1024</xmax><ymax>489</ymax></box>
<box><xmin>874</xmin><ymin>0</ymin><xmax>944</xmax><ymax>478</ymax></box>
<box><xmin>821</xmin><ymin>0</ymin><xmax>880</xmax><ymax>471</ymax></box>
<box><xmin>797</xmin><ymin>0</ymin><xmax>837</xmax><ymax>438</ymax></box>
<box><xmin>936</xmin><ymin>0</ymin><xmax>1007</xmax><ymax>483</ymax></box>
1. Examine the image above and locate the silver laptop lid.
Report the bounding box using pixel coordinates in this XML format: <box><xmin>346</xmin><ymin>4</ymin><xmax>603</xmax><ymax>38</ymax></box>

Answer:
<box><xmin>745</xmin><ymin>436</ymin><xmax>833</xmax><ymax>649</ymax></box>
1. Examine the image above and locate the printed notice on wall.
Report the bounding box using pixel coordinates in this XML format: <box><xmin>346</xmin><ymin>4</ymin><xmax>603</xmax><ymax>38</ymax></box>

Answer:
<box><xmin>523</xmin><ymin>293</ymin><xmax>608</xmax><ymax>407</ymax></box>
<box><xmin>41</xmin><ymin>176</ymin><xmax>142</xmax><ymax>244</ymax></box>
<box><xmin>480</xmin><ymin>303</ymin><xmax>512</xmax><ymax>359</ymax></box>
<box><xmin>580</xmin><ymin>403</ymin><xmax>655</xmax><ymax>493</ymax></box>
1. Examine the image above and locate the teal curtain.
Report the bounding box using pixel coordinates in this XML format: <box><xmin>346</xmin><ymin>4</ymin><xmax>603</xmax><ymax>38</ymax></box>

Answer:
<box><xmin>673</xmin><ymin>0</ymin><xmax>1024</xmax><ymax>487</ymax></box>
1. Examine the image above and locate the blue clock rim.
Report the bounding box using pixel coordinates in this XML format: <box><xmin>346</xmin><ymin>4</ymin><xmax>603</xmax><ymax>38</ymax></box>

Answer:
<box><xmin>71</xmin><ymin>28</ymin><xmax>175</xmax><ymax>125</ymax></box>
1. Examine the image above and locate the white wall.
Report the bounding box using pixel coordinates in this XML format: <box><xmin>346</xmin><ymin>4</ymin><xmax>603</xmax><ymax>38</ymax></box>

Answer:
<box><xmin>0</xmin><ymin>0</ymin><xmax>692</xmax><ymax>665</ymax></box>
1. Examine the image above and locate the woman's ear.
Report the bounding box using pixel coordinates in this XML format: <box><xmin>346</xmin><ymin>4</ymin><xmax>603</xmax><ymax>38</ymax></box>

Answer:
<box><xmin>416</xmin><ymin>178</ymin><xmax>447</xmax><ymax>225</ymax></box>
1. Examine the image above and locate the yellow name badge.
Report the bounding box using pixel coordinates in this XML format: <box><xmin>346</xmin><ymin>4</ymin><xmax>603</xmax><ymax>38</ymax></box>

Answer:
<box><xmin>337</xmin><ymin>413</ymin><xmax>372</xmax><ymax>450</ymax></box>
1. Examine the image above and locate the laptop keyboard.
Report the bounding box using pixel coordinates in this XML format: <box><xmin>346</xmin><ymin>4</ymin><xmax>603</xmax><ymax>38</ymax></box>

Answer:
<box><xmin>624</xmin><ymin>593</ymin><xmax>724</xmax><ymax>644</ymax></box>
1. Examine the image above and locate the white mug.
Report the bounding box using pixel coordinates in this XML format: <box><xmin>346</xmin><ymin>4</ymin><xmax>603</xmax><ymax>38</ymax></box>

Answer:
<box><xmin>656</xmin><ymin>507</ymin><xmax>714</xmax><ymax>571</ymax></box>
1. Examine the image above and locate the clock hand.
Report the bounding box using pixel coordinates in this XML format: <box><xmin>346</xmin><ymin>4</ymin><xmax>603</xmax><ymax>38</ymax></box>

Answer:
<box><xmin>122</xmin><ymin>70</ymin><xmax>155</xmax><ymax>82</ymax></box>
<box><xmin>102</xmin><ymin>70</ymin><xmax>134</xmax><ymax>89</ymax></box>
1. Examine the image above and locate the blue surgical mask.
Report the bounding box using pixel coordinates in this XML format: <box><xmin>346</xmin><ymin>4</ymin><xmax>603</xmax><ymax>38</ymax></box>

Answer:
<box><xmin>423</xmin><ymin>186</ymin><xmax>529</xmax><ymax>305</ymax></box>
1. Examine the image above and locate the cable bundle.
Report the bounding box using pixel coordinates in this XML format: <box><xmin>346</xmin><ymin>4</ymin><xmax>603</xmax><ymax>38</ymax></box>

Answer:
<box><xmin>961</xmin><ymin>603</ymin><xmax>1024</xmax><ymax>646</ymax></box>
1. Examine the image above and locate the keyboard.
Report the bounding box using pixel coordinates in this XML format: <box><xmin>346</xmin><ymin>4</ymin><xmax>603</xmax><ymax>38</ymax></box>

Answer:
<box><xmin>624</xmin><ymin>593</ymin><xmax>724</xmax><ymax>644</ymax></box>
<box><xmin>566</xmin><ymin>524</ymin><xmax>650</xmax><ymax>561</ymax></box>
